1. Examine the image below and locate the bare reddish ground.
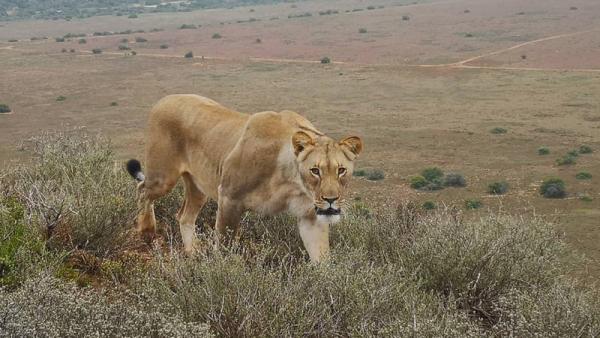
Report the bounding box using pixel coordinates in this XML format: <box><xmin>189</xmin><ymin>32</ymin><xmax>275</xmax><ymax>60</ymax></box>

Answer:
<box><xmin>2</xmin><ymin>0</ymin><xmax>600</xmax><ymax>68</ymax></box>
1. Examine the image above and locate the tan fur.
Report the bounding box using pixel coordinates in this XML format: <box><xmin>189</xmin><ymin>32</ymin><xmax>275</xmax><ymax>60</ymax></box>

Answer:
<box><xmin>133</xmin><ymin>94</ymin><xmax>362</xmax><ymax>262</ymax></box>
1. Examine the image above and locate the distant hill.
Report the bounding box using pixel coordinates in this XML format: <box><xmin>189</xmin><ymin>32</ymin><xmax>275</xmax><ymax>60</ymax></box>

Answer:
<box><xmin>0</xmin><ymin>0</ymin><xmax>302</xmax><ymax>21</ymax></box>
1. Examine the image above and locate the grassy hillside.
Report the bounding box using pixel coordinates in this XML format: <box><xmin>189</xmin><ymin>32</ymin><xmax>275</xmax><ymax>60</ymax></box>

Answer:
<box><xmin>1</xmin><ymin>130</ymin><xmax>599</xmax><ymax>336</ymax></box>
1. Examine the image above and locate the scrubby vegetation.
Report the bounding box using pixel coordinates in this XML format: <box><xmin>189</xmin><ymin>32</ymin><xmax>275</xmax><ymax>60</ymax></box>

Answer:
<box><xmin>0</xmin><ymin>103</ymin><xmax>11</xmax><ymax>113</ymax></box>
<box><xmin>180</xmin><ymin>24</ymin><xmax>198</xmax><ymax>29</ymax></box>
<box><xmin>465</xmin><ymin>199</ymin><xmax>482</xmax><ymax>210</ymax></box>
<box><xmin>134</xmin><ymin>36</ymin><xmax>148</xmax><ymax>43</ymax></box>
<box><xmin>576</xmin><ymin>171</ymin><xmax>592</xmax><ymax>180</ymax></box>
<box><xmin>184</xmin><ymin>51</ymin><xmax>194</xmax><ymax>58</ymax></box>
<box><xmin>321</xmin><ymin>56</ymin><xmax>331</xmax><ymax>64</ymax></box>
<box><xmin>411</xmin><ymin>168</ymin><xmax>466</xmax><ymax>191</ymax></box>
<box><xmin>579</xmin><ymin>145</ymin><xmax>593</xmax><ymax>154</ymax></box>
<box><xmin>212</xmin><ymin>33</ymin><xmax>222</xmax><ymax>39</ymax></box>
<box><xmin>538</xmin><ymin>146</ymin><xmax>550</xmax><ymax>155</ymax></box>
<box><xmin>556</xmin><ymin>154</ymin><xmax>576</xmax><ymax>166</ymax></box>
<box><xmin>359</xmin><ymin>28</ymin><xmax>368</xmax><ymax>34</ymax></box>
<box><xmin>92</xmin><ymin>48</ymin><xmax>102</xmax><ymax>54</ymax></box>
<box><xmin>353</xmin><ymin>168</ymin><xmax>384</xmax><ymax>181</ymax></box>
<box><xmin>540</xmin><ymin>177</ymin><xmax>566</xmax><ymax>199</ymax></box>
<box><xmin>488</xmin><ymin>181</ymin><xmax>509</xmax><ymax>195</ymax></box>
<box><xmin>490</xmin><ymin>127</ymin><xmax>508</xmax><ymax>134</ymax></box>
<box><xmin>1</xmin><ymin>132</ymin><xmax>599</xmax><ymax>336</ymax></box>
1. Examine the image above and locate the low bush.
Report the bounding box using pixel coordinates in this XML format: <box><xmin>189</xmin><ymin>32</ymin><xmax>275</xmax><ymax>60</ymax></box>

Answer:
<box><xmin>56</xmin><ymin>96</ymin><xmax>66</xmax><ymax>101</ymax></box>
<box><xmin>134</xmin><ymin>36</ymin><xmax>147</xmax><ymax>43</ymax></box>
<box><xmin>422</xmin><ymin>200</ymin><xmax>436</xmax><ymax>210</ymax></box>
<box><xmin>465</xmin><ymin>199</ymin><xmax>482</xmax><ymax>209</ymax></box>
<box><xmin>78</xmin><ymin>38</ymin><xmax>86</xmax><ymax>44</ymax></box>
<box><xmin>410</xmin><ymin>175</ymin><xmax>428</xmax><ymax>189</ymax></box>
<box><xmin>321</xmin><ymin>56</ymin><xmax>331</xmax><ymax>64</ymax></box>
<box><xmin>118</xmin><ymin>44</ymin><xmax>130</xmax><ymax>50</ymax></box>
<box><xmin>358</xmin><ymin>28</ymin><xmax>367</xmax><ymax>33</ymax></box>
<box><xmin>575</xmin><ymin>171</ymin><xmax>592</xmax><ymax>180</ymax></box>
<box><xmin>444</xmin><ymin>172</ymin><xmax>467</xmax><ymax>187</ymax></box>
<box><xmin>128</xmin><ymin>14</ymin><xmax>138</xmax><ymax>18</ymax></box>
<box><xmin>184</xmin><ymin>51</ymin><xmax>194</xmax><ymax>58</ymax></box>
<box><xmin>0</xmin><ymin>104</ymin><xmax>11</xmax><ymax>113</ymax></box>
<box><xmin>422</xmin><ymin>167</ymin><xmax>443</xmax><ymax>181</ymax></box>
<box><xmin>488</xmin><ymin>181</ymin><xmax>509</xmax><ymax>195</ymax></box>
<box><xmin>179</xmin><ymin>24</ymin><xmax>197</xmax><ymax>29</ymax></box>
<box><xmin>8</xmin><ymin>39</ymin><xmax>18</xmax><ymax>42</ymax></box>
<box><xmin>0</xmin><ymin>274</ymin><xmax>212</xmax><ymax>336</ymax></box>
<box><xmin>556</xmin><ymin>155</ymin><xmax>576</xmax><ymax>166</ymax></box>
<box><xmin>402</xmin><ymin>15</ymin><xmax>410</xmax><ymax>21</ymax></box>
<box><xmin>110</xmin><ymin>102</ymin><xmax>118</xmax><ymax>107</ymax></box>
<box><xmin>9</xmin><ymin>131</ymin><xmax>137</xmax><ymax>257</ymax></box>
<box><xmin>579</xmin><ymin>145</ymin><xmax>593</xmax><ymax>154</ymax></box>
<box><xmin>61</xmin><ymin>48</ymin><xmax>67</xmax><ymax>53</ymax></box>
<box><xmin>255</xmin><ymin>38</ymin><xmax>262</xmax><ymax>43</ymax></box>
<box><xmin>540</xmin><ymin>177</ymin><xmax>566</xmax><ymax>198</ymax></box>
<box><xmin>366</xmin><ymin>169</ymin><xmax>385</xmax><ymax>181</ymax></box>
<box><xmin>212</xmin><ymin>33</ymin><xmax>222</xmax><ymax>39</ymax></box>
<box><xmin>353</xmin><ymin>169</ymin><xmax>366</xmax><ymax>177</ymax></box>
<box><xmin>55</xmin><ymin>37</ymin><xmax>65</xmax><ymax>42</ymax></box>
<box><xmin>490</xmin><ymin>127</ymin><xmax>508</xmax><ymax>134</ymax></box>
<box><xmin>567</xmin><ymin>149</ymin><xmax>580</xmax><ymax>157</ymax></box>
<box><xmin>92</xmin><ymin>48</ymin><xmax>102</xmax><ymax>54</ymax></box>
<box><xmin>538</xmin><ymin>146</ymin><xmax>550</xmax><ymax>155</ymax></box>
<box><xmin>160</xmin><ymin>44</ymin><xmax>169</xmax><ymax>49</ymax></box>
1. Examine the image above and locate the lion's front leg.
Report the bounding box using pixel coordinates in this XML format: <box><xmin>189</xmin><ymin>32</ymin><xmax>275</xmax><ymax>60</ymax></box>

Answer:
<box><xmin>298</xmin><ymin>216</ymin><xmax>330</xmax><ymax>263</ymax></box>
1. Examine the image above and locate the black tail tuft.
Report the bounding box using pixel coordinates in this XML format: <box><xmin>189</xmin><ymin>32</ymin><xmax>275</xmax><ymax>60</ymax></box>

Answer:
<box><xmin>126</xmin><ymin>159</ymin><xmax>145</xmax><ymax>181</ymax></box>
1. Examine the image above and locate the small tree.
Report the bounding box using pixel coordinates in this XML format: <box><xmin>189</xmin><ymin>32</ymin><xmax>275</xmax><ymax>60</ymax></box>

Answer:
<box><xmin>540</xmin><ymin>178</ymin><xmax>566</xmax><ymax>198</ymax></box>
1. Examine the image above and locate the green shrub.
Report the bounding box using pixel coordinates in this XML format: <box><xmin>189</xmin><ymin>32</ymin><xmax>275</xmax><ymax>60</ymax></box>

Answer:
<box><xmin>0</xmin><ymin>274</ymin><xmax>212</xmax><ymax>336</ymax></box>
<box><xmin>160</xmin><ymin>44</ymin><xmax>169</xmax><ymax>49</ymax></box>
<box><xmin>556</xmin><ymin>155</ymin><xmax>576</xmax><ymax>166</ymax></box>
<box><xmin>358</xmin><ymin>28</ymin><xmax>367</xmax><ymax>33</ymax></box>
<box><xmin>421</xmin><ymin>167</ymin><xmax>444</xmax><ymax>181</ymax></box>
<box><xmin>538</xmin><ymin>146</ymin><xmax>550</xmax><ymax>155</ymax></box>
<box><xmin>110</xmin><ymin>102</ymin><xmax>118</xmax><ymax>107</ymax></box>
<box><xmin>488</xmin><ymin>181</ymin><xmax>509</xmax><ymax>195</ymax></box>
<box><xmin>130</xmin><ymin>51</ymin><xmax>137</xmax><ymax>56</ymax></box>
<box><xmin>410</xmin><ymin>175</ymin><xmax>428</xmax><ymax>189</ymax></box>
<box><xmin>179</xmin><ymin>24</ymin><xmax>197</xmax><ymax>29</ymax></box>
<box><xmin>444</xmin><ymin>172</ymin><xmax>466</xmax><ymax>187</ymax></box>
<box><xmin>55</xmin><ymin>37</ymin><xmax>65</xmax><ymax>42</ymax></box>
<box><xmin>540</xmin><ymin>178</ymin><xmax>566</xmax><ymax>198</ymax></box>
<box><xmin>118</xmin><ymin>44</ymin><xmax>130</xmax><ymax>50</ymax></box>
<box><xmin>78</xmin><ymin>38</ymin><xmax>86</xmax><ymax>44</ymax></box>
<box><xmin>579</xmin><ymin>145</ymin><xmax>593</xmax><ymax>154</ymax></box>
<box><xmin>366</xmin><ymin>169</ymin><xmax>385</xmax><ymax>181</ymax></box>
<box><xmin>92</xmin><ymin>48</ymin><xmax>102</xmax><ymax>54</ymax></box>
<box><xmin>212</xmin><ymin>33</ymin><xmax>222</xmax><ymax>39</ymax></box>
<box><xmin>56</xmin><ymin>96</ymin><xmax>66</xmax><ymax>101</ymax></box>
<box><xmin>120</xmin><ymin>38</ymin><xmax>129</xmax><ymax>43</ymax></box>
<box><xmin>490</xmin><ymin>127</ymin><xmax>508</xmax><ymax>134</ymax></box>
<box><xmin>422</xmin><ymin>201</ymin><xmax>436</xmax><ymax>210</ymax></box>
<box><xmin>184</xmin><ymin>51</ymin><xmax>194</xmax><ymax>58</ymax></box>
<box><xmin>0</xmin><ymin>104</ymin><xmax>11</xmax><ymax>113</ymax></box>
<box><xmin>321</xmin><ymin>56</ymin><xmax>331</xmax><ymax>64</ymax></box>
<box><xmin>8</xmin><ymin>39</ymin><xmax>18</xmax><ymax>42</ymax></box>
<box><xmin>128</xmin><ymin>13</ymin><xmax>138</xmax><ymax>18</ymax></box>
<box><xmin>11</xmin><ymin>131</ymin><xmax>137</xmax><ymax>257</ymax></box>
<box><xmin>465</xmin><ymin>199</ymin><xmax>482</xmax><ymax>209</ymax></box>
<box><xmin>579</xmin><ymin>194</ymin><xmax>593</xmax><ymax>202</ymax></box>
<box><xmin>353</xmin><ymin>169</ymin><xmax>366</xmax><ymax>177</ymax></box>
<box><xmin>567</xmin><ymin>149</ymin><xmax>580</xmax><ymax>157</ymax></box>
<box><xmin>575</xmin><ymin>171</ymin><xmax>592</xmax><ymax>180</ymax></box>
<box><xmin>134</xmin><ymin>36</ymin><xmax>147</xmax><ymax>43</ymax></box>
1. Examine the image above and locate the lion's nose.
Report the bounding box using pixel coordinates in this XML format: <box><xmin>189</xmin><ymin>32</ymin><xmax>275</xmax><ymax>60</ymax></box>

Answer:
<box><xmin>322</xmin><ymin>197</ymin><xmax>339</xmax><ymax>205</ymax></box>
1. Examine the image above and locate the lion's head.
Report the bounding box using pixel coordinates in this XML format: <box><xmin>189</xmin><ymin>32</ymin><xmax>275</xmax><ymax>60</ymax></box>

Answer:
<box><xmin>292</xmin><ymin>131</ymin><xmax>363</xmax><ymax>223</ymax></box>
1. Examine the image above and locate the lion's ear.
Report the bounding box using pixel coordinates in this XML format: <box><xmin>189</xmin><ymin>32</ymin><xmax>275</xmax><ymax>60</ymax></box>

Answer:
<box><xmin>292</xmin><ymin>131</ymin><xmax>315</xmax><ymax>156</ymax></box>
<box><xmin>339</xmin><ymin>136</ymin><xmax>363</xmax><ymax>160</ymax></box>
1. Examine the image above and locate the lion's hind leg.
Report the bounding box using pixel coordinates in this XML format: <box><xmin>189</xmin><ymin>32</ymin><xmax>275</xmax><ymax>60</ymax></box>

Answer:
<box><xmin>135</xmin><ymin>171</ymin><xmax>179</xmax><ymax>242</ymax></box>
<box><xmin>178</xmin><ymin>173</ymin><xmax>207</xmax><ymax>254</ymax></box>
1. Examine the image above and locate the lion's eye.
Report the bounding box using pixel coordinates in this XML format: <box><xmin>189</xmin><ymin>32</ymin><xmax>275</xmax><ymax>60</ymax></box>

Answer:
<box><xmin>310</xmin><ymin>168</ymin><xmax>320</xmax><ymax>176</ymax></box>
<box><xmin>338</xmin><ymin>167</ymin><xmax>347</xmax><ymax>176</ymax></box>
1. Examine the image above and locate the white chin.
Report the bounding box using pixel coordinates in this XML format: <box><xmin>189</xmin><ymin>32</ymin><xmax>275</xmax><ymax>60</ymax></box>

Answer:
<box><xmin>317</xmin><ymin>214</ymin><xmax>341</xmax><ymax>224</ymax></box>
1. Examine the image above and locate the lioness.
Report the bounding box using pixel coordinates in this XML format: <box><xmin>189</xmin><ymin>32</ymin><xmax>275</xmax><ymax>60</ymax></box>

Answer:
<box><xmin>126</xmin><ymin>95</ymin><xmax>362</xmax><ymax>262</ymax></box>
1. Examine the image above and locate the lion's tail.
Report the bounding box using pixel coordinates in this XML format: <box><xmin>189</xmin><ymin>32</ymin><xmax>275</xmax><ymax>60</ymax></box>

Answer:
<box><xmin>126</xmin><ymin>159</ymin><xmax>145</xmax><ymax>182</ymax></box>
